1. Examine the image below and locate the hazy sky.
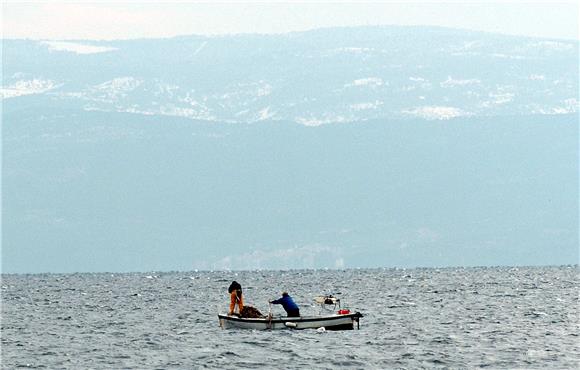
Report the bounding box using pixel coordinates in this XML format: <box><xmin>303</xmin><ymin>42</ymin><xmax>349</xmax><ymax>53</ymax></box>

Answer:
<box><xmin>2</xmin><ymin>1</ymin><xmax>578</xmax><ymax>40</ymax></box>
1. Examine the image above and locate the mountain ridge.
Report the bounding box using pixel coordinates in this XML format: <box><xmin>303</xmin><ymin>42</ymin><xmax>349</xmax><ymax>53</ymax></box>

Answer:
<box><xmin>2</xmin><ymin>26</ymin><xmax>578</xmax><ymax>125</ymax></box>
<box><xmin>4</xmin><ymin>24</ymin><xmax>576</xmax><ymax>42</ymax></box>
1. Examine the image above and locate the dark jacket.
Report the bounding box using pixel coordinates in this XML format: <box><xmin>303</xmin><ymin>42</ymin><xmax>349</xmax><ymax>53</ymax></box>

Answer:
<box><xmin>228</xmin><ymin>281</ymin><xmax>242</xmax><ymax>294</ymax></box>
<box><xmin>271</xmin><ymin>294</ymin><xmax>299</xmax><ymax>312</ymax></box>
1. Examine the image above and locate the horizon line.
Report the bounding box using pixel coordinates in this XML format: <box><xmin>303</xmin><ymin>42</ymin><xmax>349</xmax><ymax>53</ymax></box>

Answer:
<box><xmin>2</xmin><ymin>264</ymin><xmax>577</xmax><ymax>276</ymax></box>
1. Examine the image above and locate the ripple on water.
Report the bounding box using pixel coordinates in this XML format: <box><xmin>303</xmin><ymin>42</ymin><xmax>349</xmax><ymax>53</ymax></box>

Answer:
<box><xmin>1</xmin><ymin>266</ymin><xmax>579</xmax><ymax>368</ymax></box>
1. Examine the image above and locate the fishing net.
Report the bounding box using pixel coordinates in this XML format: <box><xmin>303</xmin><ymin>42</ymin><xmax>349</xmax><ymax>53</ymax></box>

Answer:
<box><xmin>240</xmin><ymin>306</ymin><xmax>265</xmax><ymax>318</ymax></box>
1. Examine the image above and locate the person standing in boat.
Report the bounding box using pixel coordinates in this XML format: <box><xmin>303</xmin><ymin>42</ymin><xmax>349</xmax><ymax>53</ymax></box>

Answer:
<box><xmin>228</xmin><ymin>281</ymin><xmax>244</xmax><ymax>316</ymax></box>
<box><xmin>270</xmin><ymin>292</ymin><xmax>300</xmax><ymax>317</ymax></box>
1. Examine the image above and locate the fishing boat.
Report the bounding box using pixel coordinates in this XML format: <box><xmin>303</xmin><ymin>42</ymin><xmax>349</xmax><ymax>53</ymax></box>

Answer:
<box><xmin>218</xmin><ymin>295</ymin><xmax>363</xmax><ymax>331</ymax></box>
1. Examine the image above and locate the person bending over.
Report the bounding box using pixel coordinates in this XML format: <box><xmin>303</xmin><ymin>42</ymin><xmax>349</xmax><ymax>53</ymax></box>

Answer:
<box><xmin>270</xmin><ymin>292</ymin><xmax>300</xmax><ymax>317</ymax></box>
<box><xmin>228</xmin><ymin>281</ymin><xmax>244</xmax><ymax>315</ymax></box>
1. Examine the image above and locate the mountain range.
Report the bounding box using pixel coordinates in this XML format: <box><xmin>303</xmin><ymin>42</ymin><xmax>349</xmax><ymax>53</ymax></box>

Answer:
<box><xmin>3</xmin><ymin>26</ymin><xmax>578</xmax><ymax>123</ymax></box>
<box><xmin>2</xmin><ymin>27</ymin><xmax>578</xmax><ymax>273</ymax></box>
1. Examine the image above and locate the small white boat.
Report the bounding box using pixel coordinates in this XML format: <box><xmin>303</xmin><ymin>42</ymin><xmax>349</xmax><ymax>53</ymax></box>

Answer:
<box><xmin>218</xmin><ymin>312</ymin><xmax>362</xmax><ymax>330</ymax></box>
<box><xmin>218</xmin><ymin>295</ymin><xmax>363</xmax><ymax>330</ymax></box>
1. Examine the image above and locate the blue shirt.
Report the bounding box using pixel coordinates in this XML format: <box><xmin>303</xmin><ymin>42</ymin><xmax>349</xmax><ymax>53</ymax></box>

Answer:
<box><xmin>271</xmin><ymin>295</ymin><xmax>299</xmax><ymax>311</ymax></box>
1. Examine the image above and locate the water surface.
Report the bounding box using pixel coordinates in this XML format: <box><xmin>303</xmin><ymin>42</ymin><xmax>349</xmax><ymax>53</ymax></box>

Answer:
<box><xmin>2</xmin><ymin>266</ymin><xmax>578</xmax><ymax>368</ymax></box>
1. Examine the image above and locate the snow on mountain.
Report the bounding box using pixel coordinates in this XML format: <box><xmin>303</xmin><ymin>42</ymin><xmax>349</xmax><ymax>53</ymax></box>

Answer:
<box><xmin>527</xmin><ymin>98</ymin><xmax>579</xmax><ymax>115</ymax></box>
<box><xmin>350</xmin><ymin>101</ymin><xmax>383</xmax><ymax>111</ymax></box>
<box><xmin>2</xmin><ymin>27</ymin><xmax>577</xmax><ymax>124</ymax></box>
<box><xmin>402</xmin><ymin>106</ymin><xmax>470</xmax><ymax>120</ymax></box>
<box><xmin>440</xmin><ymin>77</ymin><xmax>481</xmax><ymax>88</ymax></box>
<box><xmin>90</xmin><ymin>77</ymin><xmax>144</xmax><ymax>102</ymax></box>
<box><xmin>0</xmin><ymin>79</ymin><xmax>59</xmax><ymax>99</ymax></box>
<box><xmin>42</xmin><ymin>41</ymin><xmax>118</xmax><ymax>54</ymax></box>
<box><xmin>347</xmin><ymin>77</ymin><xmax>386</xmax><ymax>88</ymax></box>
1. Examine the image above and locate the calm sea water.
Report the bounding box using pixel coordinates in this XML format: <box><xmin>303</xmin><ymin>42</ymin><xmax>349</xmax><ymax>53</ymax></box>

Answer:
<box><xmin>1</xmin><ymin>266</ymin><xmax>578</xmax><ymax>369</ymax></box>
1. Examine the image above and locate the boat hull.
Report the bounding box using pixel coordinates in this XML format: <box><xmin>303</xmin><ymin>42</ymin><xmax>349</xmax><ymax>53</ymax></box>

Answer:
<box><xmin>218</xmin><ymin>312</ymin><xmax>362</xmax><ymax>330</ymax></box>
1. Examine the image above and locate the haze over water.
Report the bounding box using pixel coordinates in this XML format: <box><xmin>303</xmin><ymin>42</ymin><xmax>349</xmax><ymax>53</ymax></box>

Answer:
<box><xmin>2</xmin><ymin>266</ymin><xmax>578</xmax><ymax>368</ymax></box>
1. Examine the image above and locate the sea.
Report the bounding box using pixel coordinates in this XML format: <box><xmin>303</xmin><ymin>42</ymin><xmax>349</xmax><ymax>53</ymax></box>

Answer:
<box><xmin>1</xmin><ymin>266</ymin><xmax>578</xmax><ymax>369</ymax></box>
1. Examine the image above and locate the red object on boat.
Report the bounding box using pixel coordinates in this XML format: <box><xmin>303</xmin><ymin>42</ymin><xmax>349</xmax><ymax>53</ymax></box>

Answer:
<box><xmin>338</xmin><ymin>309</ymin><xmax>350</xmax><ymax>315</ymax></box>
